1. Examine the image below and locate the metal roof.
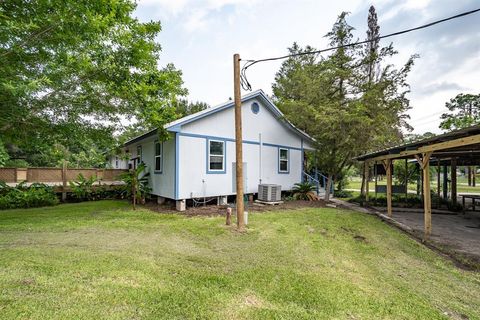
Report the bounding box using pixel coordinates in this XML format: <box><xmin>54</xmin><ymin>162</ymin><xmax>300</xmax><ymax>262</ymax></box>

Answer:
<box><xmin>355</xmin><ymin>124</ymin><xmax>480</xmax><ymax>163</ymax></box>
<box><xmin>124</xmin><ymin>90</ymin><xmax>315</xmax><ymax>146</ymax></box>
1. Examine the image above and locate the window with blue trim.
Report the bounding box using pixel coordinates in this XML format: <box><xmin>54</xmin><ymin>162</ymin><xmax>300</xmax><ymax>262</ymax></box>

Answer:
<box><xmin>209</xmin><ymin>140</ymin><xmax>224</xmax><ymax>171</ymax></box>
<box><xmin>136</xmin><ymin>145</ymin><xmax>142</xmax><ymax>165</ymax></box>
<box><xmin>279</xmin><ymin>148</ymin><xmax>289</xmax><ymax>172</ymax></box>
<box><xmin>154</xmin><ymin>141</ymin><xmax>162</xmax><ymax>172</ymax></box>
<box><xmin>251</xmin><ymin>102</ymin><xmax>260</xmax><ymax>114</ymax></box>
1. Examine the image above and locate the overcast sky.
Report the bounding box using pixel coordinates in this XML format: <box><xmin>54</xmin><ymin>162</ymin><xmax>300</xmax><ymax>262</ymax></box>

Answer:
<box><xmin>134</xmin><ymin>0</ymin><xmax>480</xmax><ymax>134</ymax></box>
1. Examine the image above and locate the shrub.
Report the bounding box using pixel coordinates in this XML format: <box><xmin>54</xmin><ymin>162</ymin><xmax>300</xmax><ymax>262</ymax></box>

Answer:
<box><xmin>349</xmin><ymin>192</ymin><xmax>464</xmax><ymax>212</ymax></box>
<box><xmin>333</xmin><ymin>189</ymin><xmax>353</xmax><ymax>198</ymax></box>
<box><xmin>68</xmin><ymin>174</ymin><xmax>124</xmax><ymax>201</ymax></box>
<box><xmin>0</xmin><ymin>181</ymin><xmax>59</xmax><ymax>209</ymax></box>
<box><xmin>120</xmin><ymin>163</ymin><xmax>151</xmax><ymax>205</ymax></box>
<box><xmin>292</xmin><ymin>182</ymin><xmax>318</xmax><ymax>201</ymax></box>
<box><xmin>69</xmin><ymin>173</ymin><xmax>98</xmax><ymax>201</ymax></box>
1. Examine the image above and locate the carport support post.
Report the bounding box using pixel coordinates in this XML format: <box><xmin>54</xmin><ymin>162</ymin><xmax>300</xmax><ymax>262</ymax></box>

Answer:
<box><xmin>422</xmin><ymin>154</ymin><xmax>432</xmax><ymax>238</ymax></box>
<box><xmin>437</xmin><ymin>161</ymin><xmax>441</xmax><ymax>208</ymax></box>
<box><xmin>404</xmin><ymin>158</ymin><xmax>408</xmax><ymax>204</ymax></box>
<box><xmin>364</xmin><ymin>162</ymin><xmax>369</xmax><ymax>203</ymax></box>
<box><xmin>415</xmin><ymin>152</ymin><xmax>432</xmax><ymax>239</ymax></box>
<box><xmin>443</xmin><ymin>165</ymin><xmax>448</xmax><ymax>199</ymax></box>
<box><xmin>384</xmin><ymin>159</ymin><xmax>393</xmax><ymax>217</ymax></box>
<box><xmin>451</xmin><ymin>158</ymin><xmax>457</xmax><ymax>204</ymax></box>
<box><xmin>374</xmin><ymin>161</ymin><xmax>378</xmax><ymax>205</ymax></box>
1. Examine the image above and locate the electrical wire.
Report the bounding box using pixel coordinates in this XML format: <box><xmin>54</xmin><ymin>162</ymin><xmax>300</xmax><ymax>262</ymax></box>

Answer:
<box><xmin>240</xmin><ymin>7</ymin><xmax>480</xmax><ymax>90</ymax></box>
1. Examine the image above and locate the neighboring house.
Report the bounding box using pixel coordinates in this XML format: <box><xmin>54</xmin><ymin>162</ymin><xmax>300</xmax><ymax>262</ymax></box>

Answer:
<box><xmin>113</xmin><ymin>90</ymin><xmax>314</xmax><ymax>210</ymax></box>
<box><xmin>108</xmin><ymin>155</ymin><xmax>128</xmax><ymax>169</ymax></box>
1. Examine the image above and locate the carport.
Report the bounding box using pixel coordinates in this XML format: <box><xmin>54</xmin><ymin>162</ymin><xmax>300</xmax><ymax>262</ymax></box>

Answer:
<box><xmin>356</xmin><ymin>125</ymin><xmax>480</xmax><ymax>239</ymax></box>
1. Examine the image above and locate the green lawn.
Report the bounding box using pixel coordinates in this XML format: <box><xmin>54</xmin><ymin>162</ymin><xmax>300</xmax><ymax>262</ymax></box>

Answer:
<box><xmin>1</xmin><ymin>201</ymin><xmax>480</xmax><ymax>319</ymax></box>
<box><xmin>347</xmin><ymin>176</ymin><xmax>480</xmax><ymax>194</ymax></box>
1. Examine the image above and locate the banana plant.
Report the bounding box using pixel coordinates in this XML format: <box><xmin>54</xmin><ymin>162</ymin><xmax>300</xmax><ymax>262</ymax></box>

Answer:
<box><xmin>119</xmin><ymin>163</ymin><xmax>151</xmax><ymax>209</ymax></box>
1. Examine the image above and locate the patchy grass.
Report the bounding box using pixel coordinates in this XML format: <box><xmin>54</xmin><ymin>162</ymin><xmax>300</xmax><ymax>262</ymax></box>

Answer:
<box><xmin>1</xmin><ymin>200</ymin><xmax>479</xmax><ymax>319</ymax></box>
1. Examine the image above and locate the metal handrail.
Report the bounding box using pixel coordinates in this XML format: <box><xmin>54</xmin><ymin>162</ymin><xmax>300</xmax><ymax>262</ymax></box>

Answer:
<box><xmin>310</xmin><ymin>169</ymin><xmax>334</xmax><ymax>194</ymax></box>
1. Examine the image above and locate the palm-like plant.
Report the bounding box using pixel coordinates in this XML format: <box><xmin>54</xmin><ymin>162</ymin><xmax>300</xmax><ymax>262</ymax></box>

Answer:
<box><xmin>120</xmin><ymin>163</ymin><xmax>151</xmax><ymax>209</ymax></box>
<box><xmin>292</xmin><ymin>182</ymin><xmax>318</xmax><ymax>201</ymax></box>
<box><xmin>69</xmin><ymin>173</ymin><xmax>98</xmax><ymax>200</ymax></box>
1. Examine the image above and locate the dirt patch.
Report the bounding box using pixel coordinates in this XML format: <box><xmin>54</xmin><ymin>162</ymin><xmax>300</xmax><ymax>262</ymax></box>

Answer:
<box><xmin>353</xmin><ymin>235</ymin><xmax>367</xmax><ymax>243</ymax></box>
<box><xmin>20</xmin><ymin>278</ymin><xmax>35</xmax><ymax>286</ymax></box>
<box><xmin>243</xmin><ymin>294</ymin><xmax>263</xmax><ymax>308</ymax></box>
<box><xmin>143</xmin><ymin>200</ymin><xmax>327</xmax><ymax>217</ymax></box>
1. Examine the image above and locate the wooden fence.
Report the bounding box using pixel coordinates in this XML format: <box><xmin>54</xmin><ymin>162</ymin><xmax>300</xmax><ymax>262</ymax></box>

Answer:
<box><xmin>0</xmin><ymin>167</ymin><xmax>127</xmax><ymax>184</ymax></box>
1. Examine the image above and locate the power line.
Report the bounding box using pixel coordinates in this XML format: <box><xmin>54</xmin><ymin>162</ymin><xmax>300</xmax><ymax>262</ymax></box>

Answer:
<box><xmin>410</xmin><ymin>110</ymin><xmax>446</xmax><ymax>122</ymax></box>
<box><xmin>240</xmin><ymin>7</ymin><xmax>480</xmax><ymax>90</ymax></box>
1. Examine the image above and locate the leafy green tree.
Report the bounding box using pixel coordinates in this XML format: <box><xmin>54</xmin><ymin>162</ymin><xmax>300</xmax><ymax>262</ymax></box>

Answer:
<box><xmin>0</xmin><ymin>0</ymin><xmax>186</xmax><ymax>166</ymax></box>
<box><xmin>175</xmin><ymin>99</ymin><xmax>209</xmax><ymax>118</ymax></box>
<box><xmin>0</xmin><ymin>139</ymin><xmax>9</xmax><ymax>167</ymax></box>
<box><xmin>439</xmin><ymin>93</ymin><xmax>480</xmax><ymax>131</ymax></box>
<box><xmin>403</xmin><ymin>132</ymin><xmax>436</xmax><ymax>143</ymax></box>
<box><xmin>439</xmin><ymin>93</ymin><xmax>480</xmax><ymax>186</ymax></box>
<box><xmin>273</xmin><ymin>10</ymin><xmax>416</xmax><ymax>200</ymax></box>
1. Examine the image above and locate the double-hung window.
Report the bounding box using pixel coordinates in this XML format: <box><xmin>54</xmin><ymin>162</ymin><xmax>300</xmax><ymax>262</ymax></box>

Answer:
<box><xmin>208</xmin><ymin>140</ymin><xmax>225</xmax><ymax>172</ymax></box>
<box><xmin>154</xmin><ymin>141</ymin><xmax>162</xmax><ymax>172</ymax></box>
<box><xmin>279</xmin><ymin>148</ymin><xmax>289</xmax><ymax>173</ymax></box>
<box><xmin>136</xmin><ymin>145</ymin><xmax>142</xmax><ymax>165</ymax></box>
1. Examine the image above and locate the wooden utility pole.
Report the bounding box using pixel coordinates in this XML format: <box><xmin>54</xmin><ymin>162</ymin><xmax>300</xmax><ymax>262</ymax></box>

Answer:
<box><xmin>233</xmin><ymin>53</ymin><xmax>245</xmax><ymax>231</ymax></box>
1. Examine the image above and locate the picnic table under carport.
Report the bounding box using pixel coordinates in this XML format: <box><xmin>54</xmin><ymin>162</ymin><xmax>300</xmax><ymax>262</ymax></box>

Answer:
<box><xmin>356</xmin><ymin>124</ymin><xmax>480</xmax><ymax>239</ymax></box>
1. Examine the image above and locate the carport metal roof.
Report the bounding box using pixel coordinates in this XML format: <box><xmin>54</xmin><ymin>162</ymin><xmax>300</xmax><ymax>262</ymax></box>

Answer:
<box><xmin>354</xmin><ymin>124</ymin><xmax>480</xmax><ymax>239</ymax></box>
<box><xmin>355</xmin><ymin>124</ymin><xmax>480</xmax><ymax>165</ymax></box>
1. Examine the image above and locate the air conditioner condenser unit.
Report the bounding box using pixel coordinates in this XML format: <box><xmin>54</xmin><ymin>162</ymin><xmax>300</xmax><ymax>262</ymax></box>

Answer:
<box><xmin>258</xmin><ymin>184</ymin><xmax>281</xmax><ymax>202</ymax></box>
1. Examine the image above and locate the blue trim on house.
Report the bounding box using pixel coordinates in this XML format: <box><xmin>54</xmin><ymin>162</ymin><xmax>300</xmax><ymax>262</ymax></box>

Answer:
<box><xmin>206</xmin><ymin>138</ymin><xmax>227</xmax><ymax>174</ymax></box>
<box><xmin>165</xmin><ymin>90</ymin><xmax>314</xmax><ymax>144</ymax></box>
<box><xmin>278</xmin><ymin>147</ymin><xmax>290</xmax><ymax>174</ymax></box>
<box><xmin>124</xmin><ymin>129</ymin><xmax>158</xmax><ymax>146</ymax></box>
<box><xmin>124</xmin><ymin>91</ymin><xmax>315</xmax><ymax>148</ymax></box>
<box><xmin>169</xmin><ymin>124</ymin><xmax>181</xmax><ymax>132</ymax></box>
<box><xmin>153</xmin><ymin>140</ymin><xmax>163</xmax><ymax>174</ymax></box>
<box><xmin>301</xmin><ymin>139</ymin><xmax>304</xmax><ymax>182</ymax></box>
<box><xmin>177</xmin><ymin>132</ymin><xmax>302</xmax><ymax>151</ymax></box>
<box><xmin>251</xmin><ymin>102</ymin><xmax>260</xmax><ymax>114</ymax></box>
<box><xmin>263</xmin><ymin>142</ymin><xmax>301</xmax><ymax>151</ymax></box>
<box><xmin>174</xmin><ymin>133</ymin><xmax>179</xmax><ymax>200</ymax></box>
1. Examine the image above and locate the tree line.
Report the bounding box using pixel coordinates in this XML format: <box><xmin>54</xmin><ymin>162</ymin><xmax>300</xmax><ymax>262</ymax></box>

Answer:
<box><xmin>272</xmin><ymin>7</ymin><xmax>417</xmax><ymax>199</ymax></box>
<box><xmin>0</xmin><ymin>0</ymin><xmax>207</xmax><ymax>168</ymax></box>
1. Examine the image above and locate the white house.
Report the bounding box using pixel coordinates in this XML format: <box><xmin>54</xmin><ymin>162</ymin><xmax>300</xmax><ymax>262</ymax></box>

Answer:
<box><xmin>112</xmin><ymin>90</ymin><xmax>315</xmax><ymax>210</ymax></box>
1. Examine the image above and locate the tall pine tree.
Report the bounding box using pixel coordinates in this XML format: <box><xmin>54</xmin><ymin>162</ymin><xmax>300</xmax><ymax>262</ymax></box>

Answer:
<box><xmin>273</xmin><ymin>8</ymin><xmax>417</xmax><ymax>200</ymax></box>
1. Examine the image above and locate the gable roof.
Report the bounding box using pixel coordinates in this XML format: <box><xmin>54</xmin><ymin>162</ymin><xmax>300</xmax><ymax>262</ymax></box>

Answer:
<box><xmin>124</xmin><ymin>89</ymin><xmax>314</xmax><ymax>146</ymax></box>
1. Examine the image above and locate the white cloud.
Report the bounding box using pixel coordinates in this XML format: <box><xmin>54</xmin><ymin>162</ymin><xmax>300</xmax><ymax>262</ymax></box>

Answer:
<box><xmin>135</xmin><ymin>0</ymin><xmax>479</xmax><ymax>135</ymax></box>
<box><xmin>137</xmin><ymin>0</ymin><xmax>189</xmax><ymax>16</ymax></box>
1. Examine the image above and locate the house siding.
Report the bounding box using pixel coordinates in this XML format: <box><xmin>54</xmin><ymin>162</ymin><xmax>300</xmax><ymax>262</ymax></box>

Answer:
<box><xmin>126</xmin><ymin>135</ymin><xmax>175</xmax><ymax>199</ymax></box>
<box><xmin>176</xmin><ymin>98</ymin><xmax>304</xmax><ymax>200</ymax></box>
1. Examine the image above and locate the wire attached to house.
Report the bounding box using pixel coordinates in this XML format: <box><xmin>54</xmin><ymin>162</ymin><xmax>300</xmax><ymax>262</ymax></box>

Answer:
<box><xmin>240</xmin><ymin>7</ymin><xmax>480</xmax><ymax>91</ymax></box>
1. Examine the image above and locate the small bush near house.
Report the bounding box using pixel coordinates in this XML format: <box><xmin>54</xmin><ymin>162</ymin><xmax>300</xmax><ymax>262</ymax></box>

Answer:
<box><xmin>119</xmin><ymin>163</ymin><xmax>151</xmax><ymax>205</ymax></box>
<box><xmin>0</xmin><ymin>182</ymin><xmax>59</xmax><ymax>209</ymax></box>
<box><xmin>333</xmin><ymin>189</ymin><xmax>353</xmax><ymax>198</ymax></box>
<box><xmin>349</xmin><ymin>192</ymin><xmax>464</xmax><ymax>212</ymax></box>
<box><xmin>69</xmin><ymin>173</ymin><xmax>98</xmax><ymax>201</ymax></box>
<box><xmin>292</xmin><ymin>182</ymin><xmax>318</xmax><ymax>201</ymax></box>
<box><xmin>69</xmin><ymin>174</ymin><xmax>124</xmax><ymax>201</ymax></box>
